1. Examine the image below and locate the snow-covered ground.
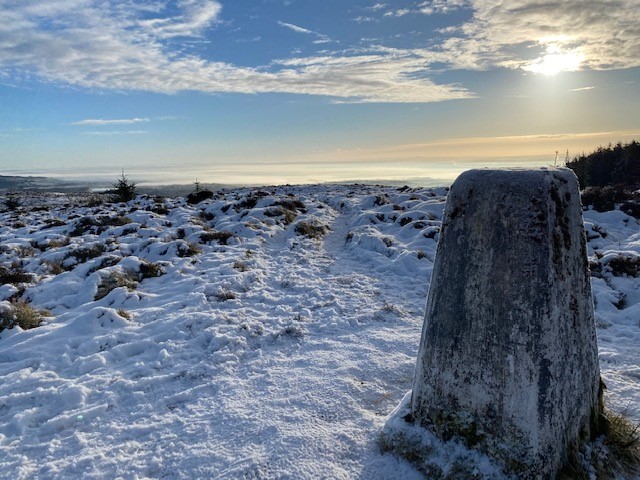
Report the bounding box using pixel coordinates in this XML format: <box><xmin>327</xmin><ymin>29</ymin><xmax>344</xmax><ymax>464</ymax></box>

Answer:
<box><xmin>0</xmin><ymin>184</ymin><xmax>638</xmax><ymax>479</ymax></box>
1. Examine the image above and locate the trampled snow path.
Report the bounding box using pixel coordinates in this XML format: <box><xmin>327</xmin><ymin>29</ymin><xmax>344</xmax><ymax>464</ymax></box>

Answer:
<box><xmin>0</xmin><ymin>185</ymin><xmax>638</xmax><ymax>479</ymax></box>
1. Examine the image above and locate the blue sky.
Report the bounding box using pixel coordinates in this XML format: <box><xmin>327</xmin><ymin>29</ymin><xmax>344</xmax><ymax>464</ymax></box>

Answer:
<box><xmin>1</xmin><ymin>0</ymin><xmax>639</xmax><ymax>185</ymax></box>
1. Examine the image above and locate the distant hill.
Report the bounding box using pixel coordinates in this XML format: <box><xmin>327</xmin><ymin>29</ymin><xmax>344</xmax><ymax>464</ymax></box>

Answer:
<box><xmin>0</xmin><ymin>175</ymin><xmax>100</xmax><ymax>193</ymax></box>
<box><xmin>0</xmin><ymin>175</ymin><xmax>228</xmax><ymax>195</ymax></box>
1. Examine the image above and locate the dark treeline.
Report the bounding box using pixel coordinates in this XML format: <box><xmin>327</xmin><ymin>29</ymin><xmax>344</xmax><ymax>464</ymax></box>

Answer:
<box><xmin>566</xmin><ymin>140</ymin><xmax>640</xmax><ymax>189</ymax></box>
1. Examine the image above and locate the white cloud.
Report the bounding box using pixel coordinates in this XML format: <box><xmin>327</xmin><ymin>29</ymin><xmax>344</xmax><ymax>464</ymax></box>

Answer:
<box><xmin>71</xmin><ymin>118</ymin><xmax>150</xmax><ymax>126</ymax></box>
<box><xmin>277</xmin><ymin>21</ymin><xmax>331</xmax><ymax>44</ymax></box>
<box><xmin>438</xmin><ymin>0</ymin><xmax>640</xmax><ymax>71</ymax></box>
<box><xmin>0</xmin><ymin>0</ymin><xmax>471</xmax><ymax>103</ymax></box>
<box><xmin>138</xmin><ymin>0</ymin><xmax>222</xmax><ymax>38</ymax></box>
<box><xmin>277</xmin><ymin>21</ymin><xmax>314</xmax><ymax>35</ymax></box>
<box><xmin>568</xmin><ymin>86</ymin><xmax>596</xmax><ymax>92</ymax></box>
<box><xmin>383</xmin><ymin>9</ymin><xmax>411</xmax><ymax>17</ymax></box>
<box><xmin>418</xmin><ymin>0</ymin><xmax>469</xmax><ymax>15</ymax></box>
<box><xmin>352</xmin><ymin>16</ymin><xmax>377</xmax><ymax>23</ymax></box>
<box><xmin>367</xmin><ymin>3</ymin><xmax>387</xmax><ymax>11</ymax></box>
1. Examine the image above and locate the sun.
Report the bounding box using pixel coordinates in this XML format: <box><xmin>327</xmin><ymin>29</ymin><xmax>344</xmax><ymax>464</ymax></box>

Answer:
<box><xmin>523</xmin><ymin>47</ymin><xmax>584</xmax><ymax>76</ymax></box>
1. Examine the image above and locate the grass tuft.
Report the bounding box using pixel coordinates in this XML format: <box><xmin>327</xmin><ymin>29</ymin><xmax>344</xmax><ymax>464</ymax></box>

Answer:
<box><xmin>0</xmin><ymin>266</ymin><xmax>33</xmax><ymax>285</ymax></box>
<box><xmin>200</xmin><ymin>230</ymin><xmax>234</xmax><ymax>245</ymax></box>
<box><xmin>0</xmin><ymin>300</ymin><xmax>52</xmax><ymax>332</ymax></box>
<box><xmin>559</xmin><ymin>408</ymin><xmax>640</xmax><ymax>480</ymax></box>
<box><xmin>295</xmin><ymin>221</ymin><xmax>328</xmax><ymax>239</ymax></box>
<box><xmin>95</xmin><ymin>272</ymin><xmax>138</xmax><ymax>301</ymax></box>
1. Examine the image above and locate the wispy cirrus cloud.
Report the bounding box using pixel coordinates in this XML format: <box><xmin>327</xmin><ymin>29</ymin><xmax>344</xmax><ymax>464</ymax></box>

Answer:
<box><xmin>138</xmin><ymin>0</ymin><xmax>222</xmax><ymax>38</ymax></box>
<box><xmin>568</xmin><ymin>86</ymin><xmax>597</xmax><ymax>92</ymax></box>
<box><xmin>71</xmin><ymin>117</ymin><xmax>150</xmax><ymax>126</ymax></box>
<box><xmin>418</xmin><ymin>0</ymin><xmax>469</xmax><ymax>15</ymax></box>
<box><xmin>367</xmin><ymin>3</ymin><xmax>387</xmax><ymax>11</ymax></box>
<box><xmin>277</xmin><ymin>21</ymin><xmax>331</xmax><ymax>44</ymax></box>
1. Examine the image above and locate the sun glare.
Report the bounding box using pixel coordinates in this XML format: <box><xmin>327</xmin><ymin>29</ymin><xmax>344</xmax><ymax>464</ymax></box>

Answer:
<box><xmin>524</xmin><ymin>48</ymin><xmax>584</xmax><ymax>76</ymax></box>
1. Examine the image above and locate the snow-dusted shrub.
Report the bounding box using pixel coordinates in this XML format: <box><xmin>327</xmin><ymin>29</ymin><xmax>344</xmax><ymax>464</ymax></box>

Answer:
<box><xmin>0</xmin><ymin>266</ymin><xmax>32</xmax><ymax>285</ymax></box>
<box><xmin>42</xmin><ymin>259</ymin><xmax>66</xmax><ymax>275</ymax></box>
<box><xmin>138</xmin><ymin>261</ymin><xmax>164</xmax><ymax>280</ymax></box>
<box><xmin>70</xmin><ymin>215</ymin><xmax>131</xmax><ymax>236</ymax></box>
<box><xmin>186</xmin><ymin>189</ymin><xmax>214</xmax><ymax>205</ymax></box>
<box><xmin>274</xmin><ymin>198</ymin><xmax>306</xmax><ymax>213</ymax></box>
<box><xmin>3</xmin><ymin>196</ymin><xmax>20</xmax><ymax>211</ymax></box>
<box><xmin>0</xmin><ymin>300</ymin><xmax>52</xmax><ymax>332</ymax></box>
<box><xmin>295</xmin><ymin>221</ymin><xmax>328</xmax><ymax>239</ymax></box>
<box><xmin>559</xmin><ymin>407</ymin><xmax>640</xmax><ymax>480</ymax></box>
<box><xmin>94</xmin><ymin>273</ymin><xmax>138</xmax><ymax>301</ymax></box>
<box><xmin>176</xmin><ymin>242</ymin><xmax>201</xmax><ymax>257</ymax></box>
<box><xmin>215</xmin><ymin>289</ymin><xmax>237</xmax><ymax>301</ymax></box>
<box><xmin>41</xmin><ymin>218</ymin><xmax>66</xmax><ymax>229</ymax></box>
<box><xmin>235</xmin><ymin>194</ymin><xmax>261</xmax><ymax>211</ymax></box>
<box><xmin>606</xmin><ymin>254</ymin><xmax>640</xmax><ymax>277</ymax></box>
<box><xmin>620</xmin><ymin>200</ymin><xmax>640</xmax><ymax>219</ymax></box>
<box><xmin>72</xmin><ymin>244</ymin><xmax>105</xmax><ymax>263</ymax></box>
<box><xmin>200</xmin><ymin>230</ymin><xmax>234</xmax><ymax>245</ymax></box>
<box><xmin>581</xmin><ymin>186</ymin><xmax>626</xmax><ymax>212</ymax></box>
<box><xmin>84</xmin><ymin>195</ymin><xmax>106</xmax><ymax>207</ymax></box>
<box><xmin>233</xmin><ymin>261</ymin><xmax>249</xmax><ymax>272</ymax></box>
<box><xmin>43</xmin><ymin>237</ymin><xmax>71</xmax><ymax>250</ymax></box>
<box><xmin>101</xmin><ymin>215</ymin><xmax>132</xmax><ymax>227</ymax></box>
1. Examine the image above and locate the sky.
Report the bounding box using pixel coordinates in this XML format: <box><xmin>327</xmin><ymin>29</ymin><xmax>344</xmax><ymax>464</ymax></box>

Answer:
<box><xmin>1</xmin><ymin>0</ymin><xmax>639</xmax><ymax>186</ymax></box>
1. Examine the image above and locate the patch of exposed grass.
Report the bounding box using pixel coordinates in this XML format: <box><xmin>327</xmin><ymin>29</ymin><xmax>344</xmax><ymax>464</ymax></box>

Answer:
<box><xmin>84</xmin><ymin>195</ymin><xmax>106</xmax><ymax>207</ymax></box>
<box><xmin>295</xmin><ymin>221</ymin><xmax>328</xmax><ymax>239</ymax></box>
<box><xmin>138</xmin><ymin>261</ymin><xmax>164</xmax><ymax>280</ymax></box>
<box><xmin>94</xmin><ymin>272</ymin><xmax>138</xmax><ymax>301</ymax></box>
<box><xmin>45</xmin><ymin>237</ymin><xmax>71</xmax><ymax>249</ymax></box>
<box><xmin>200</xmin><ymin>230</ymin><xmax>234</xmax><ymax>245</ymax></box>
<box><xmin>70</xmin><ymin>215</ymin><xmax>131</xmax><ymax>236</ymax></box>
<box><xmin>0</xmin><ymin>266</ymin><xmax>33</xmax><ymax>285</ymax></box>
<box><xmin>44</xmin><ymin>260</ymin><xmax>67</xmax><ymax>275</ymax></box>
<box><xmin>559</xmin><ymin>408</ymin><xmax>640</xmax><ymax>480</ymax></box>
<box><xmin>215</xmin><ymin>290</ymin><xmax>237</xmax><ymax>301</ymax></box>
<box><xmin>42</xmin><ymin>218</ymin><xmax>66</xmax><ymax>229</ymax></box>
<box><xmin>4</xmin><ymin>196</ymin><xmax>21</xmax><ymax>211</ymax></box>
<box><xmin>177</xmin><ymin>242</ymin><xmax>201</xmax><ymax>257</ymax></box>
<box><xmin>72</xmin><ymin>244</ymin><xmax>105</xmax><ymax>263</ymax></box>
<box><xmin>233</xmin><ymin>260</ymin><xmax>249</xmax><ymax>272</ymax></box>
<box><xmin>235</xmin><ymin>195</ymin><xmax>260</xmax><ymax>211</ymax></box>
<box><xmin>101</xmin><ymin>215</ymin><xmax>132</xmax><ymax>227</ymax></box>
<box><xmin>186</xmin><ymin>190</ymin><xmax>214</xmax><ymax>205</ymax></box>
<box><xmin>274</xmin><ymin>198</ymin><xmax>306</xmax><ymax>212</ymax></box>
<box><xmin>607</xmin><ymin>254</ymin><xmax>640</xmax><ymax>277</ymax></box>
<box><xmin>0</xmin><ymin>300</ymin><xmax>52</xmax><ymax>332</ymax></box>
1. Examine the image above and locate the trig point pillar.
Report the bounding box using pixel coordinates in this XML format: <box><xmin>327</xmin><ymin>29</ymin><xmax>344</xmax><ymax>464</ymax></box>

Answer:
<box><xmin>411</xmin><ymin>168</ymin><xmax>601</xmax><ymax>478</ymax></box>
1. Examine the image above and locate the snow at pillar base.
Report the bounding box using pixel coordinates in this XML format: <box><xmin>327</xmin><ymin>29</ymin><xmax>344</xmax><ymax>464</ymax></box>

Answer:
<box><xmin>410</xmin><ymin>168</ymin><xmax>601</xmax><ymax>478</ymax></box>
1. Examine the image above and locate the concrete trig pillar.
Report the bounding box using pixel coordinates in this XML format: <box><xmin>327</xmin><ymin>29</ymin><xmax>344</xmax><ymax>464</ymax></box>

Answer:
<box><xmin>411</xmin><ymin>168</ymin><xmax>601</xmax><ymax>478</ymax></box>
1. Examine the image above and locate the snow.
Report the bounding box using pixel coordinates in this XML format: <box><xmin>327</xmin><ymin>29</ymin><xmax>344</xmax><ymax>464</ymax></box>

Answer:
<box><xmin>0</xmin><ymin>184</ymin><xmax>638</xmax><ymax>479</ymax></box>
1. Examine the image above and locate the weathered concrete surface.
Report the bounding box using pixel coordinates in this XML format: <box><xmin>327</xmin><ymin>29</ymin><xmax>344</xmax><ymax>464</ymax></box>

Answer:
<box><xmin>411</xmin><ymin>168</ymin><xmax>601</xmax><ymax>478</ymax></box>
